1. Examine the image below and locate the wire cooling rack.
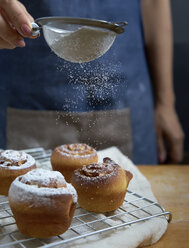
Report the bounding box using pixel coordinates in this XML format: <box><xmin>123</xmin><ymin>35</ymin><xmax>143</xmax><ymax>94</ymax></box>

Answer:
<box><xmin>0</xmin><ymin>148</ymin><xmax>172</xmax><ymax>248</ymax></box>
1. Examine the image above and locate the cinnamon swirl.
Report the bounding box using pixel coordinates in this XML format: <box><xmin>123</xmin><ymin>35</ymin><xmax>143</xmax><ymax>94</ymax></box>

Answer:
<box><xmin>71</xmin><ymin>157</ymin><xmax>133</xmax><ymax>213</ymax></box>
<box><xmin>51</xmin><ymin>143</ymin><xmax>98</xmax><ymax>182</ymax></box>
<box><xmin>0</xmin><ymin>150</ymin><xmax>36</xmax><ymax>196</ymax></box>
<box><xmin>8</xmin><ymin>168</ymin><xmax>77</xmax><ymax>238</ymax></box>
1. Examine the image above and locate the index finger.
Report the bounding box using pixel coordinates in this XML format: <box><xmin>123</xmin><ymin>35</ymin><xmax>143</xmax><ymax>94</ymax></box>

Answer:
<box><xmin>0</xmin><ymin>0</ymin><xmax>33</xmax><ymax>37</ymax></box>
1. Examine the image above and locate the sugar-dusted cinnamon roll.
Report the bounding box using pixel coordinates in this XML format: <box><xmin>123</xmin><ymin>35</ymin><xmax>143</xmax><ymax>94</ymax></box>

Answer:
<box><xmin>0</xmin><ymin>150</ymin><xmax>36</xmax><ymax>196</ymax></box>
<box><xmin>8</xmin><ymin>168</ymin><xmax>77</xmax><ymax>238</ymax></box>
<box><xmin>51</xmin><ymin>143</ymin><xmax>98</xmax><ymax>182</ymax></box>
<box><xmin>71</xmin><ymin>157</ymin><xmax>133</xmax><ymax>213</ymax></box>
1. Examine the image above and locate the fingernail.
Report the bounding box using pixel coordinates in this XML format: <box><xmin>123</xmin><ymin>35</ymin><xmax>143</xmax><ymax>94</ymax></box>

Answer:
<box><xmin>21</xmin><ymin>24</ymin><xmax>32</xmax><ymax>35</ymax></box>
<box><xmin>15</xmin><ymin>40</ymin><xmax>25</xmax><ymax>47</ymax></box>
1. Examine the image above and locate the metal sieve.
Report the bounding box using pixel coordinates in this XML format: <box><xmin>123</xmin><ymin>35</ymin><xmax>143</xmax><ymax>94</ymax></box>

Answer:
<box><xmin>31</xmin><ymin>17</ymin><xmax>127</xmax><ymax>63</ymax></box>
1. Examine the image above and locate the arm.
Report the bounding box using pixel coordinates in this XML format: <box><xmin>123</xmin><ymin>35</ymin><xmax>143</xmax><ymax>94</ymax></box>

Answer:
<box><xmin>0</xmin><ymin>0</ymin><xmax>37</xmax><ymax>49</ymax></box>
<box><xmin>141</xmin><ymin>0</ymin><xmax>184</xmax><ymax>163</ymax></box>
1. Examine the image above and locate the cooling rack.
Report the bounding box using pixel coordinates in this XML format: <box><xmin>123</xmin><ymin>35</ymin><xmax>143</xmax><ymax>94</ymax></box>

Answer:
<box><xmin>0</xmin><ymin>148</ymin><xmax>172</xmax><ymax>248</ymax></box>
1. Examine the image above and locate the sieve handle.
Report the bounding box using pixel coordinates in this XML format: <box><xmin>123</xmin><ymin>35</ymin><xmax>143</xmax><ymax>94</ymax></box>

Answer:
<box><xmin>112</xmin><ymin>21</ymin><xmax>128</xmax><ymax>34</ymax></box>
<box><xmin>31</xmin><ymin>22</ymin><xmax>41</xmax><ymax>37</ymax></box>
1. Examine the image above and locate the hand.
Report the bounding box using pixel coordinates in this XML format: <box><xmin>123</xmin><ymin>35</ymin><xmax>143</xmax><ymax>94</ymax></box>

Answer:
<box><xmin>0</xmin><ymin>0</ymin><xmax>37</xmax><ymax>49</ymax></box>
<box><xmin>154</xmin><ymin>104</ymin><xmax>185</xmax><ymax>164</ymax></box>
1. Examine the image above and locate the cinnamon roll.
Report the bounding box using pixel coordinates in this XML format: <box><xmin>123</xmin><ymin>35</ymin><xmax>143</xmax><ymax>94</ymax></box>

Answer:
<box><xmin>51</xmin><ymin>143</ymin><xmax>98</xmax><ymax>182</ymax></box>
<box><xmin>71</xmin><ymin>157</ymin><xmax>133</xmax><ymax>213</ymax></box>
<box><xmin>8</xmin><ymin>168</ymin><xmax>77</xmax><ymax>238</ymax></box>
<box><xmin>0</xmin><ymin>150</ymin><xmax>36</xmax><ymax>196</ymax></box>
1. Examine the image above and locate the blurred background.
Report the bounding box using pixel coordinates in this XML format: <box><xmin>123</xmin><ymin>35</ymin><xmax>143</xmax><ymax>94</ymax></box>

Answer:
<box><xmin>171</xmin><ymin>0</ymin><xmax>189</xmax><ymax>163</ymax></box>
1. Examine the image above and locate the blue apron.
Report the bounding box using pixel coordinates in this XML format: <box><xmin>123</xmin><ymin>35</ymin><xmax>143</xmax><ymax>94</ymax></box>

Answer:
<box><xmin>0</xmin><ymin>0</ymin><xmax>157</xmax><ymax>164</ymax></box>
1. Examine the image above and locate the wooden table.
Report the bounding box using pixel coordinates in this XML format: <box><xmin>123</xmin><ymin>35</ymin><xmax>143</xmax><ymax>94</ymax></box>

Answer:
<box><xmin>138</xmin><ymin>165</ymin><xmax>189</xmax><ymax>248</ymax></box>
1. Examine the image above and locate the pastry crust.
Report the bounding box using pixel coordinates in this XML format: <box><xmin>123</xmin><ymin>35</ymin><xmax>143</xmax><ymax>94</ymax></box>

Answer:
<box><xmin>51</xmin><ymin>144</ymin><xmax>98</xmax><ymax>182</ymax></box>
<box><xmin>8</xmin><ymin>168</ymin><xmax>77</xmax><ymax>238</ymax></box>
<box><xmin>71</xmin><ymin>157</ymin><xmax>133</xmax><ymax>213</ymax></box>
<box><xmin>0</xmin><ymin>150</ymin><xmax>36</xmax><ymax>196</ymax></box>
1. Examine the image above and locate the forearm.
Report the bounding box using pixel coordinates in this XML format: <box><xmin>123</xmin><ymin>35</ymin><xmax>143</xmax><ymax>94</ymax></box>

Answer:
<box><xmin>141</xmin><ymin>0</ymin><xmax>174</xmax><ymax>107</ymax></box>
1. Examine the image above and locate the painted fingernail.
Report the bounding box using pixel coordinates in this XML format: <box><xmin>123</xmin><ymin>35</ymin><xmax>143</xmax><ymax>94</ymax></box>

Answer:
<box><xmin>21</xmin><ymin>24</ymin><xmax>32</xmax><ymax>35</ymax></box>
<box><xmin>15</xmin><ymin>40</ymin><xmax>25</xmax><ymax>47</ymax></box>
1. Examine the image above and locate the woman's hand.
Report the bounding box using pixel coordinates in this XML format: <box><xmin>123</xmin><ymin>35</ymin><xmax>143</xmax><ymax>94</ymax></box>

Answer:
<box><xmin>154</xmin><ymin>103</ymin><xmax>185</xmax><ymax>164</ymax></box>
<box><xmin>0</xmin><ymin>0</ymin><xmax>37</xmax><ymax>49</ymax></box>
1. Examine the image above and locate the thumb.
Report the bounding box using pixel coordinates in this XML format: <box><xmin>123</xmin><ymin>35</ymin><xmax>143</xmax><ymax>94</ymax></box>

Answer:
<box><xmin>0</xmin><ymin>0</ymin><xmax>33</xmax><ymax>37</ymax></box>
<box><xmin>157</xmin><ymin>132</ymin><xmax>167</xmax><ymax>164</ymax></box>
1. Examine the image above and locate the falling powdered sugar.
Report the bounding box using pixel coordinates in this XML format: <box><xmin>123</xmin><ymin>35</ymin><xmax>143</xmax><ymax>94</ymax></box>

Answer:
<box><xmin>51</xmin><ymin>25</ymin><xmax>124</xmax><ymax>150</ymax></box>
<box><xmin>54</xmin><ymin>59</ymin><xmax>123</xmax><ymax>149</ymax></box>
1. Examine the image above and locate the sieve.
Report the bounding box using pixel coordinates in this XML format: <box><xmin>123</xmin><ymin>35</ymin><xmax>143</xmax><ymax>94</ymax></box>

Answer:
<box><xmin>31</xmin><ymin>17</ymin><xmax>127</xmax><ymax>63</ymax></box>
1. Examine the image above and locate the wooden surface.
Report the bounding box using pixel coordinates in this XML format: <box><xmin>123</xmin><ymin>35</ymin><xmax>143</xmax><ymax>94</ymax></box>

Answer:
<box><xmin>138</xmin><ymin>165</ymin><xmax>189</xmax><ymax>248</ymax></box>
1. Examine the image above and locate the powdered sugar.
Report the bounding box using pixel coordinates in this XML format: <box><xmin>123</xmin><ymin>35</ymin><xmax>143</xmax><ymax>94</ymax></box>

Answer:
<box><xmin>9</xmin><ymin>169</ymin><xmax>77</xmax><ymax>204</ymax></box>
<box><xmin>44</xmin><ymin>26</ymin><xmax>117</xmax><ymax>63</ymax></box>
<box><xmin>20</xmin><ymin>168</ymin><xmax>65</xmax><ymax>187</ymax></box>
<box><xmin>73</xmin><ymin>157</ymin><xmax>118</xmax><ymax>184</ymax></box>
<box><xmin>0</xmin><ymin>150</ymin><xmax>35</xmax><ymax>170</ymax></box>
<box><xmin>1</xmin><ymin>150</ymin><xmax>27</xmax><ymax>161</ymax></box>
<box><xmin>58</xmin><ymin>144</ymin><xmax>97</xmax><ymax>158</ymax></box>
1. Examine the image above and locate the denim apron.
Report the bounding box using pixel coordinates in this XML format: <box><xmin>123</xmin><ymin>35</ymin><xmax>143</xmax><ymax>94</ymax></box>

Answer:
<box><xmin>0</xmin><ymin>0</ymin><xmax>157</xmax><ymax>164</ymax></box>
